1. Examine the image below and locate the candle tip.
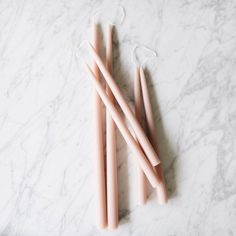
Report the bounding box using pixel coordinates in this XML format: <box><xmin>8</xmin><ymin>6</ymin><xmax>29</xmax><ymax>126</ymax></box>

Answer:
<box><xmin>108</xmin><ymin>23</ymin><xmax>114</xmax><ymax>30</ymax></box>
<box><xmin>139</xmin><ymin>66</ymin><xmax>144</xmax><ymax>74</ymax></box>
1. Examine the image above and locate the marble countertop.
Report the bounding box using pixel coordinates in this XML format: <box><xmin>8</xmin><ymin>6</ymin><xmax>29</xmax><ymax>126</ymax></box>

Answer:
<box><xmin>0</xmin><ymin>0</ymin><xmax>236</xmax><ymax>235</ymax></box>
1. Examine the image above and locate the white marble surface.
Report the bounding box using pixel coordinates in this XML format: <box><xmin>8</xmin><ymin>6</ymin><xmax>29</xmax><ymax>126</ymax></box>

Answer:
<box><xmin>0</xmin><ymin>0</ymin><xmax>236</xmax><ymax>235</ymax></box>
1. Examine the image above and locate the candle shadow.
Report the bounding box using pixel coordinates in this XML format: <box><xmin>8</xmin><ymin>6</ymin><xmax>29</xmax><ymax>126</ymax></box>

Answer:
<box><xmin>143</xmin><ymin>68</ymin><xmax>178</xmax><ymax>200</ymax></box>
<box><xmin>112</xmin><ymin>27</ymin><xmax>131</xmax><ymax>224</ymax></box>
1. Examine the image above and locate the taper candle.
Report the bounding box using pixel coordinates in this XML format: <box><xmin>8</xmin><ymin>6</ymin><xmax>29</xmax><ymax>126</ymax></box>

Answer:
<box><xmin>92</xmin><ymin>23</ymin><xmax>107</xmax><ymax>228</ymax></box>
<box><xmin>86</xmin><ymin>64</ymin><xmax>160</xmax><ymax>188</ymax></box>
<box><xmin>139</xmin><ymin>67</ymin><xmax>168</xmax><ymax>204</ymax></box>
<box><xmin>105</xmin><ymin>25</ymin><xmax>118</xmax><ymax>229</ymax></box>
<box><xmin>134</xmin><ymin>67</ymin><xmax>147</xmax><ymax>205</ymax></box>
<box><xmin>88</xmin><ymin>43</ymin><xmax>160</xmax><ymax>167</ymax></box>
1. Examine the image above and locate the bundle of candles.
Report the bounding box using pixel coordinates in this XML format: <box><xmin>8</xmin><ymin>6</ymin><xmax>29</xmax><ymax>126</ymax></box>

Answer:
<box><xmin>85</xmin><ymin>23</ymin><xmax>168</xmax><ymax>229</ymax></box>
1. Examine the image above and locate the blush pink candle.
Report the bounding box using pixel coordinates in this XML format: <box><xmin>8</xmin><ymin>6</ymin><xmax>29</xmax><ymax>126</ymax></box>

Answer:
<box><xmin>139</xmin><ymin>67</ymin><xmax>168</xmax><ymax>204</ymax></box>
<box><xmin>87</xmin><ymin>43</ymin><xmax>160</xmax><ymax>167</ymax></box>
<box><xmin>92</xmin><ymin>23</ymin><xmax>107</xmax><ymax>228</ymax></box>
<box><xmin>105</xmin><ymin>25</ymin><xmax>118</xmax><ymax>229</ymax></box>
<box><xmin>86</xmin><ymin>64</ymin><xmax>160</xmax><ymax>188</ymax></box>
<box><xmin>134</xmin><ymin>67</ymin><xmax>147</xmax><ymax>205</ymax></box>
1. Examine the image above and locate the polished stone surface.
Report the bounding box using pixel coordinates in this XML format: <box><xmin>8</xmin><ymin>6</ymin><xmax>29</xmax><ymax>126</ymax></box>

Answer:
<box><xmin>0</xmin><ymin>0</ymin><xmax>236</xmax><ymax>235</ymax></box>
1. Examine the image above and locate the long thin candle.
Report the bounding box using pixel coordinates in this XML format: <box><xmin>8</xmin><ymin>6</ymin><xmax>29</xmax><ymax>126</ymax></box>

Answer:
<box><xmin>86</xmin><ymin>64</ymin><xmax>160</xmax><ymax>188</ymax></box>
<box><xmin>92</xmin><ymin>23</ymin><xmax>107</xmax><ymax>228</ymax></box>
<box><xmin>105</xmin><ymin>25</ymin><xmax>118</xmax><ymax>229</ymax></box>
<box><xmin>139</xmin><ymin>67</ymin><xmax>168</xmax><ymax>204</ymax></box>
<box><xmin>87</xmin><ymin>43</ymin><xmax>160</xmax><ymax>167</ymax></box>
<box><xmin>134</xmin><ymin>67</ymin><xmax>147</xmax><ymax>205</ymax></box>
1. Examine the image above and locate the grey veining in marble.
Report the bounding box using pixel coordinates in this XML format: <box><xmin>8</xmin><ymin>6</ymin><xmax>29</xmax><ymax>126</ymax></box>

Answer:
<box><xmin>0</xmin><ymin>0</ymin><xmax>236</xmax><ymax>235</ymax></box>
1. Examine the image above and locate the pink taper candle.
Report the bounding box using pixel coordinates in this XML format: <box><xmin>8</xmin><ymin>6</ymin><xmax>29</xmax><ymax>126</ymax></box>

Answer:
<box><xmin>92</xmin><ymin>23</ymin><xmax>107</xmax><ymax>228</ymax></box>
<box><xmin>139</xmin><ymin>67</ymin><xmax>168</xmax><ymax>204</ymax></box>
<box><xmin>106</xmin><ymin>25</ymin><xmax>118</xmax><ymax>229</ymax></box>
<box><xmin>134</xmin><ymin>67</ymin><xmax>147</xmax><ymax>205</ymax></box>
<box><xmin>86</xmin><ymin>64</ymin><xmax>160</xmax><ymax>188</ymax></box>
<box><xmin>88</xmin><ymin>43</ymin><xmax>160</xmax><ymax>167</ymax></box>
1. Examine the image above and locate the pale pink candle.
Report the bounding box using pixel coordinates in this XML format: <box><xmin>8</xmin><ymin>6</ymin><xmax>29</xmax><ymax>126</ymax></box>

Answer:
<box><xmin>139</xmin><ymin>67</ymin><xmax>168</xmax><ymax>204</ymax></box>
<box><xmin>92</xmin><ymin>23</ymin><xmax>107</xmax><ymax>228</ymax></box>
<box><xmin>134</xmin><ymin>67</ymin><xmax>147</xmax><ymax>205</ymax></box>
<box><xmin>105</xmin><ymin>25</ymin><xmax>118</xmax><ymax>229</ymax></box>
<box><xmin>87</xmin><ymin>43</ymin><xmax>160</xmax><ymax>167</ymax></box>
<box><xmin>86</xmin><ymin>64</ymin><xmax>160</xmax><ymax>188</ymax></box>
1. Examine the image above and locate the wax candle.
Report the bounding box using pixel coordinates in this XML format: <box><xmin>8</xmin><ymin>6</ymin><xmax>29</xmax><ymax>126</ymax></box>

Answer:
<box><xmin>105</xmin><ymin>25</ymin><xmax>118</xmax><ymax>229</ymax></box>
<box><xmin>88</xmin><ymin>43</ymin><xmax>160</xmax><ymax>167</ymax></box>
<box><xmin>134</xmin><ymin>67</ymin><xmax>147</xmax><ymax>205</ymax></box>
<box><xmin>86</xmin><ymin>64</ymin><xmax>160</xmax><ymax>188</ymax></box>
<box><xmin>92</xmin><ymin>23</ymin><xmax>107</xmax><ymax>228</ymax></box>
<box><xmin>139</xmin><ymin>67</ymin><xmax>168</xmax><ymax>204</ymax></box>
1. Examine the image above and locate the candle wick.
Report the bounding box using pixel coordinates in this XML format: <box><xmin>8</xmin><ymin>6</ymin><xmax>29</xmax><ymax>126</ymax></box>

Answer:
<box><xmin>75</xmin><ymin>40</ymin><xmax>90</xmax><ymax>60</ymax></box>
<box><xmin>132</xmin><ymin>45</ymin><xmax>158</xmax><ymax>67</ymax></box>
<box><xmin>91</xmin><ymin>5</ymin><xmax>125</xmax><ymax>26</ymax></box>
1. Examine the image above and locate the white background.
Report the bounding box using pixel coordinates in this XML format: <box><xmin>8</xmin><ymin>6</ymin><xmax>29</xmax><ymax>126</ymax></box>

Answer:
<box><xmin>0</xmin><ymin>0</ymin><xmax>236</xmax><ymax>235</ymax></box>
